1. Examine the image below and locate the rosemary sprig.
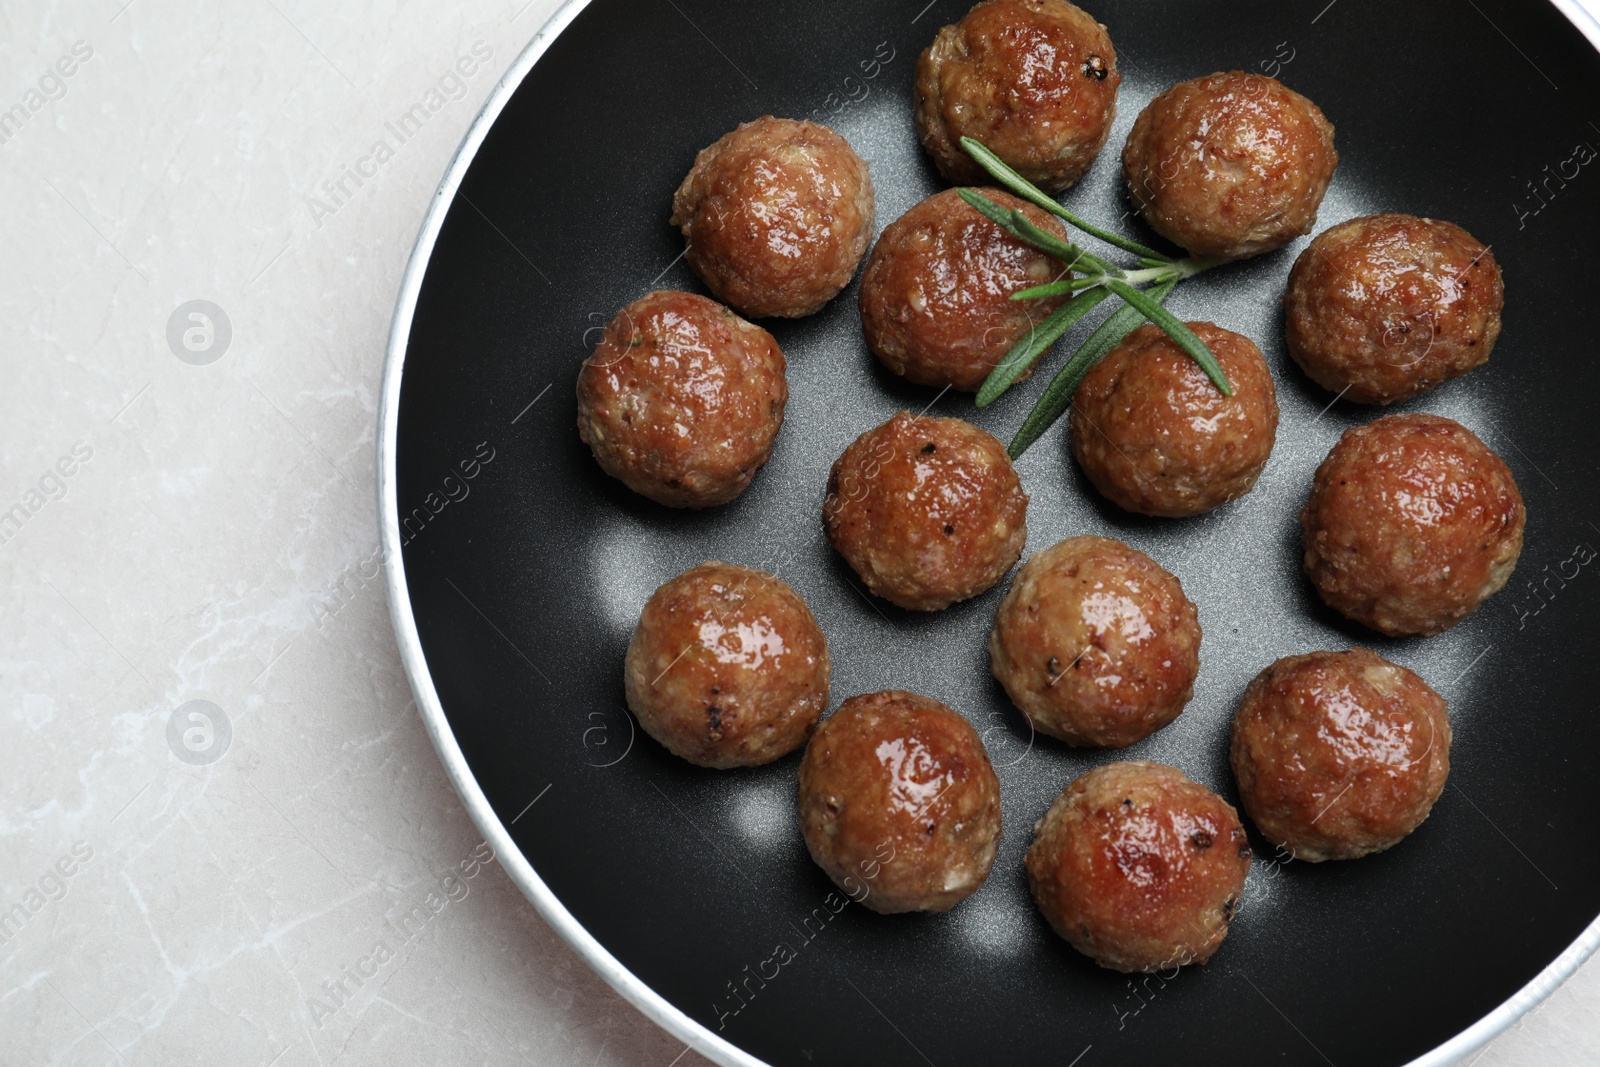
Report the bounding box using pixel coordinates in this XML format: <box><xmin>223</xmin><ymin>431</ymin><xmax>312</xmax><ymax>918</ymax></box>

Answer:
<box><xmin>957</xmin><ymin>137</ymin><xmax>1232</xmax><ymax>456</ymax></box>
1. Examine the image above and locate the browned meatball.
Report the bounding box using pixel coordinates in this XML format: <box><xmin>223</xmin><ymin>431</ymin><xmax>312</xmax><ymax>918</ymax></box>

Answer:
<box><xmin>1123</xmin><ymin>72</ymin><xmax>1338</xmax><ymax>261</ymax></box>
<box><xmin>1231</xmin><ymin>650</ymin><xmax>1451</xmax><ymax>862</ymax></box>
<box><xmin>624</xmin><ymin>562</ymin><xmax>830</xmax><ymax>768</ymax></box>
<box><xmin>859</xmin><ymin>188</ymin><xmax>1072</xmax><ymax>392</ymax></box>
<box><xmin>1302</xmin><ymin>414</ymin><xmax>1525</xmax><ymax>637</ymax></box>
<box><xmin>1284</xmin><ymin>214</ymin><xmax>1505</xmax><ymax>404</ymax></box>
<box><xmin>671</xmin><ymin>116</ymin><xmax>874</xmax><ymax>319</ymax></box>
<box><xmin>825</xmin><ymin>412</ymin><xmax>1028</xmax><ymax>611</ymax></box>
<box><xmin>799</xmin><ymin>690</ymin><xmax>1002</xmax><ymax>913</ymax></box>
<box><xmin>1071</xmin><ymin>322</ymin><xmax>1279</xmax><ymax>517</ymax></box>
<box><xmin>989</xmin><ymin>536</ymin><xmax>1200</xmax><ymax>747</ymax></box>
<box><xmin>917</xmin><ymin>0</ymin><xmax>1121</xmax><ymax>193</ymax></box>
<box><xmin>576</xmin><ymin>291</ymin><xmax>786</xmax><ymax>508</ymax></box>
<box><xmin>1026</xmin><ymin>761</ymin><xmax>1250</xmax><ymax>972</ymax></box>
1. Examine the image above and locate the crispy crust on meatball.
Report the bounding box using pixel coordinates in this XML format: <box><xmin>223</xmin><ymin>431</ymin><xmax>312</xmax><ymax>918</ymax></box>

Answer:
<box><xmin>1301</xmin><ymin>414</ymin><xmax>1525</xmax><ymax>637</ymax></box>
<box><xmin>625</xmin><ymin>562</ymin><xmax>830</xmax><ymax>768</ymax></box>
<box><xmin>989</xmin><ymin>536</ymin><xmax>1200</xmax><ymax>747</ymax></box>
<box><xmin>916</xmin><ymin>0</ymin><xmax>1121</xmax><ymax>192</ymax></box>
<box><xmin>1284</xmin><ymin>214</ymin><xmax>1504</xmax><ymax>404</ymax></box>
<box><xmin>671</xmin><ymin>116</ymin><xmax>875</xmax><ymax>319</ymax></box>
<box><xmin>824</xmin><ymin>412</ymin><xmax>1028</xmax><ymax>611</ymax></box>
<box><xmin>576</xmin><ymin>291</ymin><xmax>787</xmax><ymax>508</ymax></box>
<box><xmin>1123</xmin><ymin>71</ymin><xmax>1337</xmax><ymax>261</ymax></box>
<box><xmin>1071</xmin><ymin>322</ymin><xmax>1279</xmax><ymax>517</ymax></box>
<box><xmin>1231</xmin><ymin>649</ymin><xmax>1451</xmax><ymax>862</ymax></box>
<box><xmin>1026</xmin><ymin>761</ymin><xmax>1250</xmax><ymax>972</ymax></box>
<box><xmin>859</xmin><ymin>187</ymin><xmax>1072</xmax><ymax>392</ymax></box>
<box><xmin>799</xmin><ymin>690</ymin><xmax>1002</xmax><ymax>913</ymax></box>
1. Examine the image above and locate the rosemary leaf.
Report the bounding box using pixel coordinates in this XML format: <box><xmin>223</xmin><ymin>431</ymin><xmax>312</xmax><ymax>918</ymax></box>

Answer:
<box><xmin>1007</xmin><ymin>209</ymin><xmax>1114</xmax><ymax>276</ymax></box>
<box><xmin>1009</xmin><ymin>278</ymin><xmax>1101</xmax><ymax>301</ymax></box>
<box><xmin>1008</xmin><ymin>279</ymin><xmax>1179</xmax><ymax>459</ymax></box>
<box><xmin>976</xmin><ymin>287</ymin><xmax>1112</xmax><ymax>407</ymax></box>
<box><xmin>957</xmin><ymin>186</ymin><xmax>1017</xmax><ymax>229</ymax></box>
<box><xmin>956</xmin><ymin>190</ymin><xmax>1088</xmax><ymax>269</ymax></box>
<box><xmin>960</xmin><ymin>136</ymin><xmax>1170</xmax><ymax>262</ymax></box>
<box><xmin>1102</xmin><ymin>279</ymin><xmax>1232</xmax><ymax>396</ymax></box>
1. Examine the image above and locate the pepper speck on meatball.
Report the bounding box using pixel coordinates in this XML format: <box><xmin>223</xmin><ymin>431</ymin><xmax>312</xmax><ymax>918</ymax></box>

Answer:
<box><xmin>671</xmin><ymin>116</ymin><xmax>875</xmax><ymax>319</ymax></box>
<box><xmin>825</xmin><ymin>412</ymin><xmax>1028</xmax><ymax>611</ymax></box>
<box><xmin>990</xmin><ymin>536</ymin><xmax>1200</xmax><ymax>747</ymax></box>
<box><xmin>1027</xmin><ymin>761</ymin><xmax>1251</xmax><ymax>972</ymax></box>
<box><xmin>1231</xmin><ymin>649</ymin><xmax>1451</xmax><ymax>862</ymax></box>
<box><xmin>799</xmin><ymin>690</ymin><xmax>1002</xmax><ymax>913</ymax></box>
<box><xmin>576</xmin><ymin>291</ymin><xmax>787</xmax><ymax>508</ymax></box>
<box><xmin>1301</xmin><ymin>413</ymin><xmax>1525</xmax><ymax>637</ymax></box>
<box><xmin>860</xmin><ymin>187</ymin><xmax>1073</xmax><ymax>392</ymax></box>
<box><xmin>1284</xmin><ymin>214</ymin><xmax>1504</xmax><ymax>404</ymax></box>
<box><xmin>917</xmin><ymin>0</ymin><xmax>1122</xmax><ymax>193</ymax></box>
<box><xmin>1123</xmin><ymin>71</ymin><xmax>1337</xmax><ymax>261</ymax></box>
<box><xmin>625</xmin><ymin>562</ymin><xmax>830</xmax><ymax>768</ymax></box>
<box><xmin>1071</xmin><ymin>322</ymin><xmax>1279</xmax><ymax>517</ymax></box>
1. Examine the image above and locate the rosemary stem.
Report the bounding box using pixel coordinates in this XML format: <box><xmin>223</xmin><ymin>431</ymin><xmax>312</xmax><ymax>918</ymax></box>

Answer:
<box><xmin>1119</xmin><ymin>266</ymin><xmax>1175</xmax><ymax>287</ymax></box>
<box><xmin>1173</xmin><ymin>255</ymin><xmax>1220</xmax><ymax>279</ymax></box>
<box><xmin>1119</xmin><ymin>256</ymin><xmax>1216</xmax><ymax>288</ymax></box>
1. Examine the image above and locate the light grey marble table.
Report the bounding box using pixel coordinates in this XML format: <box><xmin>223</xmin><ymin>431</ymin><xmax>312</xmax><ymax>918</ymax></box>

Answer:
<box><xmin>2</xmin><ymin>1</ymin><xmax>1595</xmax><ymax>1063</ymax></box>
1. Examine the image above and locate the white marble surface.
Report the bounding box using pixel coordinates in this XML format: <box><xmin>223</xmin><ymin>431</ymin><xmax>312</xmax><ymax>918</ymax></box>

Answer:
<box><xmin>1</xmin><ymin>1</ymin><xmax>1596</xmax><ymax>1064</ymax></box>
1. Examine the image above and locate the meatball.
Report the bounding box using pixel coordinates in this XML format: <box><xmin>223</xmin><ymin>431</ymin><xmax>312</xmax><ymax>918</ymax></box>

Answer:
<box><xmin>917</xmin><ymin>0</ymin><xmax>1121</xmax><ymax>193</ymax></box>
<box><xmin>989</xmin><ymin>536</ymin><xmax>1200</xmax><ymax>747</ymax></box>
<box><xmin>799</xmin><ymin>690</ymin><xmax>1002</xmax><ymax>914</ymax></box>
<box><xmin>1302</xmin><ymin>414</ymin><xmax>1525</xmax><ymax>637</ymax></box>
<box><xmin>824</xmin><ymin>412</ymin><xmax>1028</xmax><ymax>611</ymax></box>
<box><xmin>1123</xmin><ymin>71</ymin><xmax>1337</xmax><ymax>261</ymax></box>
<box><xmin>1284</xmin><ymin>214</ymin><xmax>1505</xmax><ymax>404</ymax></box>
<box><xmin>859</xmin><ymin>187</ymin><xmax>1072</xmax><ymax>392</ymax></box>
<box><xmin>1231</xmin><ymin>649</ymin><xmax>1451</xmax><ymax>862</ymax></box>
<box><xmin>671</xmin><ymin>116</ymin><xmax>874</xmax><ymax>319</ymax></box>
<box><xmin>624</xmin><ymin>562</ymin><xmax>829</xmax><ymax>768</ymax></box>
<box><xmin>1026</xmin><ymin>761</ymin><xmax>1250</xmax><ymax>972</ymax></box>
<box><xmin>1071</xmin><ymin>322</ymin><xmax>1279</xmax><ymax>517</ymax></box>
<box><xmin>576</xmin><ymin>291</ymin><xmax>786</xmax><ymax>508</ymax></box>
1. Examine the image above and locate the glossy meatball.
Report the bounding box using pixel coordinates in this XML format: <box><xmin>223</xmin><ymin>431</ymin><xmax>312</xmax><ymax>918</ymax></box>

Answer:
<box><xmin>1026</xmin><ymin>761</ymin><xmax>1250</xmax><ymax>972</ymax></box>
<box><xmin>624</xmin><ymin>562</ymin><xmax>829</xmax><ymax>768</ymax></box>
<box><xmin>859</xmin><ymin>188</ymin><xmax>1072</xmax><ymax>392</ymax></box>
<box><xmin>1302</xmin><ymin>414</ymin><xmax>1525</xmax><ymax>637</ymax></box>
<box><xmin>917</xmin><ymin>0</ymin><xmax>1121</xmax><ymax>193</ymax></box>
<box><xmin>1231</xmin><ymin>649</ymin><xmax>1451</xmax><ymax>862</ymax></box>
<box><xmin>989</xmin><ymin>536</ymin><xmax>1200</xmax><ymax>747</ymax></box>
<box><xmin>825</xmin><ymin>412</ymin><xmax>1028</xmax><ymax>611</ymax></box>
<box><xmin>576</xmin><ymin>291</ymin><xmax>786</xmax><ymax>507</ymax></box>
<box><xmin>1123</xmin><ymin>71</ymin><xmax>1337</xmax><ymax>261</ymax></box>
<box><xmin>1284</xmin><ymin>214</ymin><xmax>1505</xmax><ymax>404</ymax></box>
<box><xmin>671</xmin><ymin>116</ymin><xmax>874</xmax><ymax>319</ymax></box>
<box><xmin>1071</xmin><ymin>322</ymin><xmax>1279</xmax><ymax>517</ymax></box>
<box><xmin>799</xmin><ymin>690</ymin><xmax>1002</xmax><ymax>914</ymax></box>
